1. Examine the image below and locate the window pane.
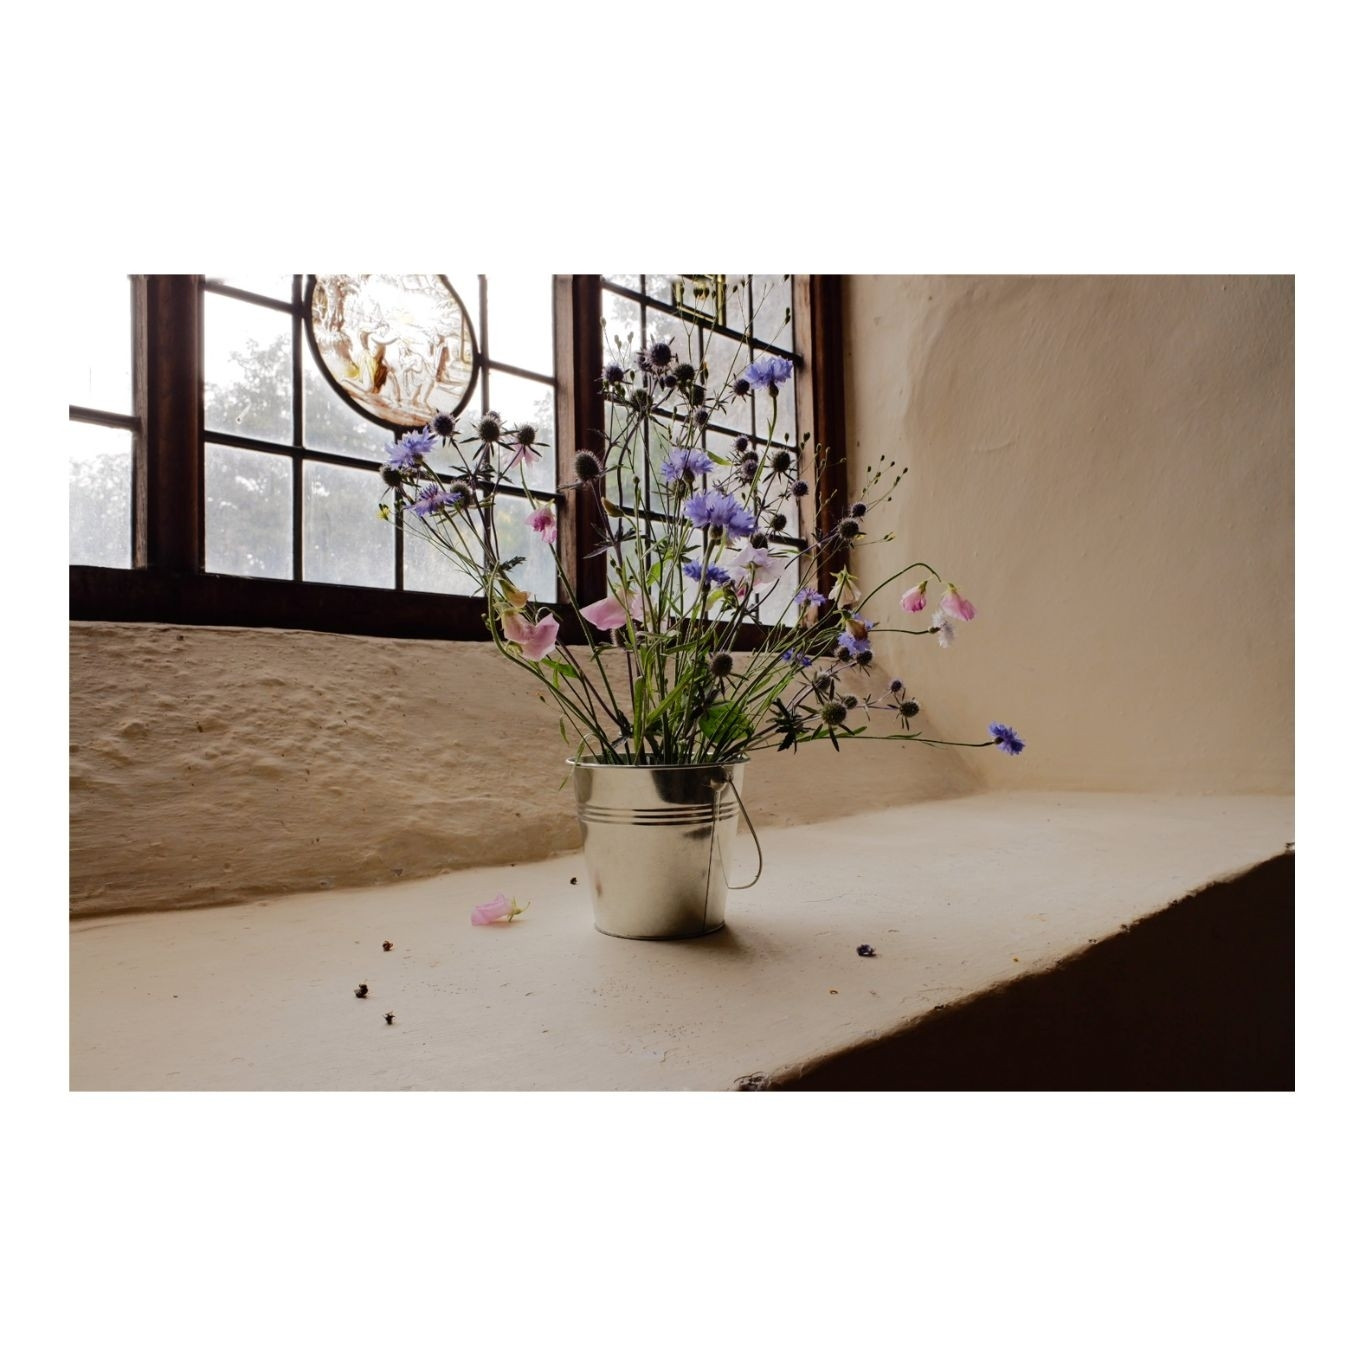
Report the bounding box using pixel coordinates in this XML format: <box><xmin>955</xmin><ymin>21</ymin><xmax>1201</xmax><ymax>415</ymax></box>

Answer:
<box><xmin>207</xmin><ymin>275</ymin><xmax>293</xmax><ymax>301</ymax></box>
<box><xmin>601</xmin><ymin>288</ymin><xmax>641</xmax><ymax>362</ymax></box>
<box><xmin>485</xmin><ymin>275</ymin><xmax>553</xmax><ymax>376</ymax></box>
<box><xmin>204</xmin><ymin>444</ymin><xmax>292</xmax><ymax>579</ymax></box>
<box><xmin>493</xmin><ymin>496</ymin><xmax>557</xmax><ymax>603</ymax></box>
<box><xmin>204</xmin><ymin>293</ymin><xmax>293</xmax><ymax>444</ymax></box>
<box><xmin>303</xmin><ymin>343</ymin><xmax>387</xmax><ymax>459</ymax></box>
<box><xmin>69</xmin><ymin>422</ymin><xmax>131</xmax><ymax>567</ymax></box>
<box><xmin>749</xmin><ymin>275</ymin><xmax>794</xmax><ymax>352</ymax></box>
<box><xmin>756</xmin><ymin>551</ymin><xmax>800</xmax><ymax>626</ymax></box>
<box><xmin>487</xmin><ymin>370</ymin><xmax>557</xmax><ymax>493</ymax></box>
<box><xmin>70</xmin><ymin>276</ymin><xmax>132</xmax><ymax>415</ymax></box>
<box><xmin>304</xmin><ymin>461</ymin><xmax>394</xmax><ymax>588</ymax></box>
<box><xmin>403</xmin><ymin>521</ymin><xmax>480</xmax><ymax>597</ymax></box>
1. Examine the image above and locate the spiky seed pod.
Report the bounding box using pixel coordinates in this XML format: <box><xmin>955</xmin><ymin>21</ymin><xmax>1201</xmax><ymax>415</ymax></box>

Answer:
<box><xmin>740</xmin><ymin>457</ymin><xmax>760</xmax><ymax>480</ymax></box>
<box><xmin>632</xmin><ymin>387</ymin><xmax>651</xmax><ymax>410</ymax></box>
<box><xmin>673</xmin><ymin>361</ymin><xmax>696</xmax><ymax>385</ymax></box>
<box><xmin>821</xmin><ymin>701</ymin><xmax>848</xmax><ymax>727</ymax></box>
<box><xmin>602</xmin><ymin>361</ymin><xmax>626</xmax><ymax>384</ymax></box>
<box><xmin>838</xmin><ymin>517</ymin><xmax>862</xmax><ymax>541</ymax></box>
<box><xmin>516</xmin><ymin>424</ymin><xmax>537</xmax><ymax>446</ymax></box>
<box><xmin>574</xmin><ymin>450</ymin><xmax>604</xmax><ymax>481</ymax></box>
<box><xmin>889</xmin><ymin>678</ymin><xmax>905</xmax><ymax>694</ymax></box>
<box><xmin>648</xmin><ymin>340</ymin><xmax>673</xmax><ymax>369</ymax></box>
<box><xmin>768</xmin><ymin>513</ymin><xmax>788</xmax><ymax>533</ymax></box>
<box><xmin>842</xmin><ymin>695</ymin><xmax>859</xmax><ymax>710</ymax></box>
<box><xmin>430</xmin><ymin>412</ymin><xmax>457</xmax><ymax>439</ymax></box>
<box><xmin>791</xmin><ymin>479</ymin><xmax>810</xmax><ymax>498</ymax></box>
<box><xmin>850</xmin><ymin>501</ymin><xmax>868</xmax><ymax>518</ymax></box>
<box><xmin>899</xmin><ymin>699</ymin><xmax>921</xmax><ymax>719</ymax></box>
<box><xmin>477</xmin><ymin>414</ymin><xmax>502</xmax><ymax>443</ymax></box>
<box><xmin>732</xmin><ymin>435</ymin><xmax>750</xmax><ymax>454</ymax></box>
<box><xmin>749</xmin><ymin>532</ymin><xmax>769</xmax><ymax>549</ymax></box>
<box><xmin>770</xmin><ymin>450</ymin><xmax>792</xmax><ymax>474</ymax></box>
<box><xmin>709</xmin><ymin>651</ymin><xmax>734</xmax><ymax>678</ymax></box>
<box><xmin>692</xmin><ymin>406</ymin><xmax>710</xmax><ymax>427</ymax></box>
<box><xmin>381</xmin><ymin>465</ymin><xmax>406</xmax><ymax>488</ymax></box>
<box><xmin>733</xmin><ymin>377</ymin><xmax>752</xmax><ymax>398</ymax></box>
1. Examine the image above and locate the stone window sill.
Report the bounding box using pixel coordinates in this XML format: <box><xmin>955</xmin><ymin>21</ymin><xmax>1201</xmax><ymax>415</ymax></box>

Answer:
<box><xmin>70</xmin><ymin>791</ymin><xmax>1293</xmax><ymax>1091</ymax></box>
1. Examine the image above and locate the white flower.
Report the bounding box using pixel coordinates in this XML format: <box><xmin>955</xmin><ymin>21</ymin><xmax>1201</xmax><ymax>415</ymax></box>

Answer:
<box><xmin>932</xmin><ymin>608</ymin><xmax>956</xmax><ymax>648</ymax></box>
<box><xmin>726</xmin><ymin>545</ymin><xmax>783</xmax><ymax>586</ymax></box>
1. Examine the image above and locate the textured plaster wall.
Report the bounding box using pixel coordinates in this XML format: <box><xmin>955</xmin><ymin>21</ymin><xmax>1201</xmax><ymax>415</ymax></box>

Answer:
<box><xmin>846</xmin><ymin>275</ymin><xmax>1293</xmax><ymax>795</ymax></box>
<box><xmin>69</xmin><ymin>623</ymin><xmax>980</xmax><ymax>915</ymax></box>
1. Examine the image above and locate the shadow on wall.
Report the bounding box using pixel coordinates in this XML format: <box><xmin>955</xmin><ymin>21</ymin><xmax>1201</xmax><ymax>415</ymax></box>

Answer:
<box><xmin>777</xmin><ymin>854</ymin><xmax>1294</xmax><ymax>1091</ymax></box>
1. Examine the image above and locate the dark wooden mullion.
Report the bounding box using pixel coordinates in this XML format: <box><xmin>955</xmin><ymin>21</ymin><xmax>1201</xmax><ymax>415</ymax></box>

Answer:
<box><xmin>291</xmin><ymin>276</ymin><xmax>305</xmax><ymax>583</ymax></box>
<box><xmin>562</xmin><ymin>276</ymin><xmax>606</xmax><ymax>609</ymax></box>
<box><xmin>133</xmin><ymin>275</ymin><xmax>202</xmax><ymax>573</ymax></box>
<box><xmin>804</xmin><ymin>275</ymin><xmax>848</xmax><ymax>600</ymax></box>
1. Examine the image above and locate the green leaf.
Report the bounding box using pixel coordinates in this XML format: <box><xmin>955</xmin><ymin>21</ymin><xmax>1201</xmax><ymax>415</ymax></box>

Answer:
<box><xmin>700</xmin><ymin>702</ymin><xmax>754</xmax><ymax>746</ymax></box>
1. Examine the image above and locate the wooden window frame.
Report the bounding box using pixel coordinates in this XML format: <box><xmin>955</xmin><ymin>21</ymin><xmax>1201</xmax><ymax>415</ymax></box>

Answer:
<box><xmin>69</xmin><ymin>275</ymin><xmax>848</xmax><ymax>643</ymax></box>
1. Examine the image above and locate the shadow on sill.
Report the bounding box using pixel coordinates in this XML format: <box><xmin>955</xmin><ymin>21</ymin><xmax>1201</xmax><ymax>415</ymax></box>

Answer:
<box><xmin>776</xmin><ymin>853</ymin><xmax>1295</xmax><ymax>1092</ymax></box>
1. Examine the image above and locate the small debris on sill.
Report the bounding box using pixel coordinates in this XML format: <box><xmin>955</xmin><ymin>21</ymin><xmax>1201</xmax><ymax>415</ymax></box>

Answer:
<box><xmin>828</xmin><ymin>988</ymin><xmax>839</xmax><ymax>995</ymax></box>
<box><xmin>354</xmin><ymin>983</ymin><xmax>369</xmax><ymax>999</ymax></box>
<box><xmin>570</xmin><ymin>876</ymin><xmax>578</xmax><ymax>885</ymax></box>
<box><xmin>382</xmin><ymin>941</ymin><xmax>394</xmax><ymax>952</ymax></box>
<box><xmin>856</xmin><ymin>944</ymin><xmax>877</xmax><ymax>958</ymax></box>
<box><xmin>1012</xmin><ymin>956</ymin><xmax>1019</xmax><ymax>963</ymax></box>
<box><xmin>735</xmin><ymin>1073</ymin><xmax>772</xmax><ymax>1091</ymax></box>
<box><xmin>384</xmin><ymin>1013</ymin><xmax>395</xmax><ymax>1025</ymax></box>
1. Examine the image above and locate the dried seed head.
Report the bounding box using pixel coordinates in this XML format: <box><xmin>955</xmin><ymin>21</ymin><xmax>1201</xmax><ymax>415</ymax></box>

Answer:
<box><xmin>574</xmin><ymin>450</ymin><xmax>604</xmax><ymax>481</ymax></box>
<box><xmin>516</xmin><ymin>424</ymin><xmax>537</xmax><ymax>446</ymax></box>
<box><xmin>820</xmin><ymin>701</ymin><xmax>848</xmax><ymax>726</ymax></box>
<box><xmin>477</xmin><ymin>414</ymin><xmax>502</xmax><ymax>443</ymax></box>
<box><xmin>709</xmin><ymin>651</ymin><xmax>734</xmax><ymax>678</ymax></box>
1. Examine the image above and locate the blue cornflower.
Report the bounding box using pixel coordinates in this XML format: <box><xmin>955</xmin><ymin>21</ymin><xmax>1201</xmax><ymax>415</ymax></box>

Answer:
<box><xmin>661</xmin><ymin>447</ymin><xmax>715</xmax><ymax>484</ymax></box>
<box><xmin>683</xmin><ymin>560</ymin><xmax>730</xmax><ymax>586</ymax></box>
<box><xmin>383</xmin><ymin>429</ymin><xmax>437</xmax><ymax>468</ymax></box>
<box><xmin>793</xmin><ymin>588</ymin><xmax>827</xmax><ymax>608</ymax></box>
<box><xmin>742</xmin><ymin>355</ymin><xmax>795</xmax><ymax>390</ymax></box>
<box><xmin>837</xmin><ymin>631</ymin><xmax>874</xmax><ymax>666</ymax></box>
<box><xmin>409</xmin><ymin>483</ymin><xmax>468</xmax><ymax>517</ymax></box>
<box><xmin>683</xmin><ymin>489</ymin><xmax>757</xmax><ymax>540</ymax></box>
<box><xmin>781</xmin><ymin>649</ymin><xmax>813</xmax><ymax>666</ymax></box>
<box><xmin>988</xmin><ymin>722</ymin><xmax>1026</xmax><ymax>756</ymax></box>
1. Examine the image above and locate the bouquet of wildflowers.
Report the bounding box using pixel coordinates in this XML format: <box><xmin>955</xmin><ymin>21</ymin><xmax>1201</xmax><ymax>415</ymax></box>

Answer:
<box><xmin>378</xmin><ymin>299</ymin><xmax>1023</xmax><ymax>768</ymax></box>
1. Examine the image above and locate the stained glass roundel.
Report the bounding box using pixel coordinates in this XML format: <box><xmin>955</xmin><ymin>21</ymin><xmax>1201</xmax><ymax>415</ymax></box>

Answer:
<box><xmin>306</xmin><ymin>275</ymin><xmax>479</xmax><ymax>429</ymax></box>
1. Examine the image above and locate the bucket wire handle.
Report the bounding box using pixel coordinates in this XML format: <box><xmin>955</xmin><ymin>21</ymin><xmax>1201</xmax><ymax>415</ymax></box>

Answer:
<box><xmin>707</xmin><ymin>770</ymin><xmax>763</xmax><ymax>891</ymax></box>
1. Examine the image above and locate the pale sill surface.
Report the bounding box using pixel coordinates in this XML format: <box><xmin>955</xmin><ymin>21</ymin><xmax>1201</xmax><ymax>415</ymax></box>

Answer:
<box><xmin>69</xmin><ymin>792</ymin><xmax>1293</xmax><ymax>1091</ymax></box>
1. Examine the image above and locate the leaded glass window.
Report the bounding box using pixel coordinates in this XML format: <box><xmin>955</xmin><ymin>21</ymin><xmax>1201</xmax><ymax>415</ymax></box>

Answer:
<box><xmin>599</xmin><ymin>275</ymin><xmax>802</xmax><ymax>623</ymax></box>
<box><xmin>200</xmin><ymin>275</ymin><xmax>557</xmax><ymax>600</ymax></box>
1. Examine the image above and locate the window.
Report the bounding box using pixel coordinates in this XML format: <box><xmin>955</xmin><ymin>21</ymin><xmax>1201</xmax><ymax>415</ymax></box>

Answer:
<box><xmin>68</xmin><ymin>275</ymin><xmax>846</xmax><ymax>642</ymax></box>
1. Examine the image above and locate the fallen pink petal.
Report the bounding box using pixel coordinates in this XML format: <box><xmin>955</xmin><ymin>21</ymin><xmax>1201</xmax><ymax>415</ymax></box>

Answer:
<box><xmin>471</xmin><ymin>894</ymin><xmax>527</xmax><ymax>926</ymax></box>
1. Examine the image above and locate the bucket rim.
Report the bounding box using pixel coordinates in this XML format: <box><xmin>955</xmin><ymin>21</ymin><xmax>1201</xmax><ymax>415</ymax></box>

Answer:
<box><xmin>566</xmin><ymin>756</ymin><xmax>750</xmax><ymax>771</ymax></box>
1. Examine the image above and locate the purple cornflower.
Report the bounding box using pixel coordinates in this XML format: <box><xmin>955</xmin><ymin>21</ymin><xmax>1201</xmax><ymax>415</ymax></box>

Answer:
<box><xmin>781</xmin><ymin>649</ymin><xmax>813</xmax><ymax>667</ymax></box>
<box><xmin>683</xmin><ymin>560</ymin><xmax>730</xmax><ymax>586</ymax></box>
<box><xmin>408</xmin><ymin>483</ymin><xmax>465</xmax><ymax>517</ymax></box>
<box><xmin>742</xmin><ymin>355</ymin><xmax>795</xmax><ymax>390</ymax></box>
<box><xmin>660</xmin><ymin>447</ymin><xmax>715</xmax><ymax>484</ymax></box>
<box><xmin>683</xmin><ymin>488</ymin><xmax>757</xmax><ymax>540</ymax></box>
<box><xmin>383</xmin><ymin>429</ymin><xmax>437</xmax><ymax>468</ymax></box>
<box><xmin>793</xmin><ymin>588</ymin><xmax>827</xmax><ymax>608</ymax></box>
<box><xmin>988</xmin><ymin>722</ymin><xmax>1026</xmax><ymax>756</ymax></box>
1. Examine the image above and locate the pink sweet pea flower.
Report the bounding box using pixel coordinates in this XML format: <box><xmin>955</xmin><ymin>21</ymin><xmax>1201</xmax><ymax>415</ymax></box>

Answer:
<box><xmin>900</xmin><ymin>580</ymin><xmax>928</xmax><ymax>613</ymax></box>
<box><xmin>525</xmin><ymin>506</ymin><xmax>557</xmax><ymax>544</ymax></box>
<box><xmin>500</xmin><ymin>610</ymin><xmax>560</xmax><ymax>661</ymax></box>
<box><xmin>727</xmin><ymin>544</ymin><xmax>783</xmax><ymax>586</ymax></box>
<box><xmin>510</xmin><ymin>444</ymin><xmax>540</xmax><ymax>469</ymax></box>
<box><xmin>939</xmin><ymin>584</ymin><xmax>976</xmax><ymax>621</ymax></box>
<box><xmin>471</xmin><ymin>893</ymin><xmax>527</xmax><ymax>926</ymax></box>
<box><xmin>582</xmin><ymin>589</ymin><xmax>644</xmax><ymax>631</ymax></box>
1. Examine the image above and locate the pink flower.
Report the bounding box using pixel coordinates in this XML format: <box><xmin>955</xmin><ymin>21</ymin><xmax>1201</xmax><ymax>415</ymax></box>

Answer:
<box><xmin>525</xmin><ymin>506</ymin><xmax>557</xmax><ymax>544</ymax></box>
<box><xmin>940</xmin><ymin>585</ymin><xmax>976</xmax><ymax>622</ymax></box>
<box><xmin>510</xmin><ymin>444</ymin><xmax>540</xmax><ymax>469</ymax></box>
<box><xmin>471</xmin><ymin>893</ymin><xmax>526</xmax><ymax>926</ymax></box>
<box><xmin>900</xmin><ymin>580</ymin><xmax>928</xmax><ymax>613</ymax></box>
<box><xmin>931</xmin><ymin>608</ymin><xmax>956</xmax><ymax>648</ymax></box>
<box><xmin>582</xmin><ymin>589</ymin><xmax>644</xmax><ymax>631</ymax></box>
<box><xmin>727</xmin><ymin>544</ymin><xmax>783</xmax><ymax>586</ymax></box>
<box><xmin>500</xmin><ymin>610</ymin><xmax>560</xmax><ymax>661</ymax></box>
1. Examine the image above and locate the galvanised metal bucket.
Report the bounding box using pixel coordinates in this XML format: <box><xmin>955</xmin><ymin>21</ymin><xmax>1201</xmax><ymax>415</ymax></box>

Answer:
<box><xmin>571</xmin><ymin>759</ymin><xmax>762</xmax><ymax>940</ymax></box>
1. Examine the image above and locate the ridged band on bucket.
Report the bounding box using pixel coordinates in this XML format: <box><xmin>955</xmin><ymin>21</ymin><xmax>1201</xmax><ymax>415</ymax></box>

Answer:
<box><xmin>578</xmin><ymin>799</ymin><xmax>739</xmax><ymax>826</ymax></box>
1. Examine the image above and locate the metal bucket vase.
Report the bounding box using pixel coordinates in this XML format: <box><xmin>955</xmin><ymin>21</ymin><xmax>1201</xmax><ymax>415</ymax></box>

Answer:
<box><xmin>571</xmin><ymin>759</ymin><xmax>763</xmax><ymax>939</ymax></box>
